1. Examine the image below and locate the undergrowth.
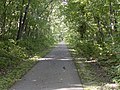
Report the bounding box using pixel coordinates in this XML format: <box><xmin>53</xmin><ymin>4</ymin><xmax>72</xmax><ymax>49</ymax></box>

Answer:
<box><xmin>69</xmin><ymin>46</ymin><xmax>120</xmax><ymax>90</ymax></box>
<box><xmin>0</xmin><ymin>38</ymin><xmax>55</xmax><ymax>90</ymax></box>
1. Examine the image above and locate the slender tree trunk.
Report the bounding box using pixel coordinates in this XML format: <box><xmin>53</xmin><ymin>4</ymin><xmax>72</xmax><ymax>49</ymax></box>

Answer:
<box><xmin>24</xmin><ymin>20</ymin><xmax>28</xmax><ymax>33</ymax></box>
<box><xmin>21</xmin><ymin>0</ymin><xmax>31</xmax><ymax>34</ymax></box>
<box><xmin>16</xmin><ymin>0</ymin><xmax>31</xmax><ymax>40</ymax></box>
<box><xmin>93</xmin><ymin>15</ymin><xmax>104</xmax><ymax>43</ymax></box>
<box><xmin>16</xmin><ymin>0</ymin><xmax>24</xmax><ymax>40</ymax></box>
<box><xmin>109</xmin><ymin>1</ymin><xmax>115</xmax><ymax>35</ymax></box>
<box><xmin>113</xmin><ymin>10</ymin><xmax>117</xmax><ymax>32</ymax></box>
<box><xmin>23</xmin><ymin>19</ymin><xmax>28</xmax><ymax>38</ymax></box>
<box><xmin>98</xmin><ymin>20</ymin><xmax>104</xmax><ymax>37</ymax></box>
<box><xmin>1</xmin><ymin>0</ymin><xmax>7</xmax><ymax>36</ymax></box>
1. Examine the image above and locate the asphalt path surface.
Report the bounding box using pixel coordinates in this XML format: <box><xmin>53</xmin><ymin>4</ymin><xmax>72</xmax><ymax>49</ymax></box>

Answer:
<box><xmin>9</xmin><ymin>42</ymin><xmax>83</xmax><ymax>90</ymax></box>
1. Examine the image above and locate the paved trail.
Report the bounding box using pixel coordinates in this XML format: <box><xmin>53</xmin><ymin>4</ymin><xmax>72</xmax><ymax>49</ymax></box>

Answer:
<box><xmin>10</xmin><ymin>42</ymin><xmax>83</xmax><ymax>90</ymax></box>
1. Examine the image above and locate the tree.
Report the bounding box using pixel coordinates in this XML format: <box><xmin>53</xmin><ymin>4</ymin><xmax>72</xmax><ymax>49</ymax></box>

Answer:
<box><xmin>62</xmin><ymin>0</ymin><xmax>120</xmax><ymax>83</ymax></box>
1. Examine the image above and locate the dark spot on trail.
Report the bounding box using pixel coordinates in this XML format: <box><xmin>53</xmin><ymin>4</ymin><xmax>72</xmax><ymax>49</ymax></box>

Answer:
<box><xmin>63</xmin><ymin>66</ymin><xmax>66</xmax><ymax>70</ymax></box>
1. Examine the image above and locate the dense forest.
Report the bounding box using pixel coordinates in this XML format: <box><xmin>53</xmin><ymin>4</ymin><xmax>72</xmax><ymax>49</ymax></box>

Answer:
<box><xmin>62</xmin><ymin>0</ymin><xmax>120</xmax><ymax>84</ymax></box>
<box><xmin>0</xmin><ymin>0</ymin><xmax>60</xmax><ymax>89</ymax></box>
<box><xmin>0</xmin><ymin>0</ymin><xmax>120</xmax><ymax>89</ymax></box>
<box><xmin>0</xmin><ymin>0</ymin><xmax>57</xmax><ymax>71</ymax></box>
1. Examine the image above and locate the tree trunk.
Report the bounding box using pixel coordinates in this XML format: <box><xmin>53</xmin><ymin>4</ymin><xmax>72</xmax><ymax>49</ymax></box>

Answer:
<box><xmin>1</xmin><ymin>0</ymin><xmax>7</xmax><ymax>36</ymax></box>
<box><xmin>16</xmin><ymin>0</ymin><xmax>25</xmax><ymax>40</ymax></box>
<box><xmin>16</xmin><ymin>0</ymin><xmax>31</xmax><ymax>40</ymax></box>
<box><xmin>21</xmin><ymin>0</ymin><xmax>31</xmax><ymax>35</ymax></box>
<box><xmin>113</xmin><ymin>10</ymin><xmax>117</xmax><ymax>32</ymax></box>
<box><xmin>109</xmin><ymin>1</ymin><xmax>115</xmax><ymax>35</ymax></box>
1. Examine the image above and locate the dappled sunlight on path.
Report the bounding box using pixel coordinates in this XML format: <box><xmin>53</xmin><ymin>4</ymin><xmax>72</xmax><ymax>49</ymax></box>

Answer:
<box><xmin>54</xmin><ymin>84</ymin><xmax>83</xmax><ymax>90</ymax></box>
<box><xmin>9</xmin><ymin>42</ymin><xmax>83</xmax><ymax>90</ymax></box>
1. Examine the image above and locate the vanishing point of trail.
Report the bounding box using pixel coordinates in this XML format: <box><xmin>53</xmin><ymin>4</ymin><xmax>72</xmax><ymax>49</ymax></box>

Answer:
<box><xmin>10</xmin><ymin>42</ymin><xmax>83</xmax><ymax>90</ymax></box>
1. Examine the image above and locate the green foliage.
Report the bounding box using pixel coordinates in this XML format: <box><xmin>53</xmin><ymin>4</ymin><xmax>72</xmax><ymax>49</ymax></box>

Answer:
<box><xmin>0</xmin><ymin>40</ymin><xmax>26</xmax><ymax>70</ymax></box>
<box><xmin>0</xmin><ymin>0</ymin><xmax>56</xmax><ymax>75</ymax></box>
<box><xmin>63</xmin><ymin>0</ymin><xmax>120</xmax><ymax>84</ymax></box>
<box><xmin>0</xmin><ymin>0</ymin><xmax>59</xmax><ymax>89</ymax></box>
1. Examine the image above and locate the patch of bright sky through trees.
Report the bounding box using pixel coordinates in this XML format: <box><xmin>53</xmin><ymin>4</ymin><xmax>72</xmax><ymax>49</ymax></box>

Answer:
<box><xmin>62</xmin><ymin>0</ymin><xmax>68</xmax><ymax>5</ymax></box>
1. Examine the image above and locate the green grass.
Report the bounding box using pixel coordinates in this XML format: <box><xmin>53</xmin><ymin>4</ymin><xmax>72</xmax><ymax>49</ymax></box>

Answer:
<box><xmin>69</xmin><ymin>47</ymin><xmax>120</xmax><ymax>90</ymax></box>
<box><xmin>0</xmin><ymin>48</ymin><xmax>52</xmax><ymax>90</ymax></box>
